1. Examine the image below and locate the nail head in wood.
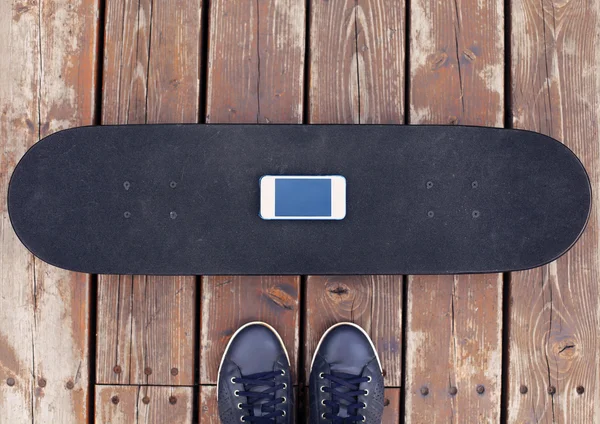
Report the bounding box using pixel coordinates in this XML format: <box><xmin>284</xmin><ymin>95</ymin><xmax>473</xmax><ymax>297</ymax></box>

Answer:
<box><xmin>113</xmin><ymin>365</ymin><xmax>122</xmax><ymax>374</ymax></box>
<box><xmin>519</xmin><ymin>385</ymin><xmax>528</xmax><ymax>394</ymax></box>
<box><xmin>449</xmin><ymin>386</ymin><xmax>458</xmax><ymax>396</ymax></box>
<box><xmin>420</xmin><ymin>386</ymin><xmax>429</xmax><ymax>396</ymax></box>
<box><xmin>111</xmin><ymin>395</ymin><xmax>120</xmax><ymax>405</ymax></box>
<box><xmin>576</xmin><ymin>386</ymin><xmax>585</xmax><ymax>395</ymax></box>
<box><xmin>6</xmin><ymin>378</ymin><xmax>15</xmax><ymax>387</ymax></box>
<box><xmin>171</xmin><ymin>367</ymin><xmax>179</xmax><ymax>376</ymax></box>
<box><xmin>476</xmin><ymin>385</ymin><xmax>485</xmax><ymax>395</ymax></box>
<box><xmin>548</xmin><ymin>386</ymin><xmax>556</xmax><ymax>395</ymax></box>
<box><xmin>142</xmin><ymin>396</ymin><xmax>150</xmax><ymax>404</ymax></box>
<box><xmin>38</xmin><ymin>378</ymin><xmax>46</xmax><ymax>388</ymax></box>
<box><xmin>144</xmin><ymin>367</ymin><xmax>152</xmax><ymax>375</ymax></box>
<box><xmin>66</xmin><ymin>381</ymin><xmax>74</xmax><ymax>390</ymax></box>
<box><xmin>169</xmin><ymin>396</ymin><xmax>177</xmax><ymax>405</ymax></box>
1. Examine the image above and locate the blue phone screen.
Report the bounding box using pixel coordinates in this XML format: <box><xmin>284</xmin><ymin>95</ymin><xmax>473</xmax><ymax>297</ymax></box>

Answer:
<box><xmin>275</xmin><ymin>179</ymin><xmax>332</xmax><ymax>217</ymax></box>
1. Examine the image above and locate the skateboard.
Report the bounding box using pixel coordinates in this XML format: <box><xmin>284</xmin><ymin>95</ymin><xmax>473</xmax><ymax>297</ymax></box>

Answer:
<box><xmin>8</xmin><ymin>124</ymin><xmax>591</xmax><ymax>275</ymax></box>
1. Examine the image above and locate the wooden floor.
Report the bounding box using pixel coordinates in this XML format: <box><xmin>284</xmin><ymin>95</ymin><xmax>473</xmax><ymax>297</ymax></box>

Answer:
<box><xmin>1</xmin><ymin>0</ymin><xmax>599</xmax><ymax>422</ymax></box>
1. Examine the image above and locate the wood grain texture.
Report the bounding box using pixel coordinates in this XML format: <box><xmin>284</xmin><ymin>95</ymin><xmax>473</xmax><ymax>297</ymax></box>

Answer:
<box><xmin>201</xmin><ymin>0</ymin><xmax>305</xmax><ymax>388</ymax></box>
<box><xmin>405</xmin><ymin>275</ymin><xmax>503</xmax><ymax>423</ymax></box>
<box><xmin>96</xmin><ymin>0</ymin><xmax>201</xmax><ymax>385</ymax></box>
<box><xmin>0</xmin><ymin>0</ymin><xmax>98</xmax><ymax>422</ymax></box>
<box><xmin>304</xmin><ymin>276</ymin><xmax>403</xmax><ymax>387</ymax></box>
<box><xmin>200</xmin><ymin>276</ymin><xmax>300</xmax><ymax>385</ymax></box>
<box><xmin>306</xmin><ymin>0</ymin><xmax>405</xmax><ymax>390</ymax></box>
<box><xmin>406</xmin><ymin>1</ymin><xmax>504</xmax><ymax>422</ymax></box>
<box><xmin>409</xmin><ymin>0</ymin><xmax>503</xmax><ymax>126</ymax></box>
<box><xmin>199</xmin><ymin>386</ymin><xmax>219</xmax><ymax>424</ymax></box>
<box><xmin>309</xmin><ymin>0</ymin><xmax>405</xmax><ymax>123</ymax></box>
<box><xmin>97</xmin><ymin>276</ymin><xmax>195</xmax><ymax>385</ymax></box>
<box><xmin>508</xmin><ymin>1</ymin><xmax>600</xmax><ymax>422</ymax></box>
<box><xmin>206</xmin><ymin>0</ymin><xmax>305</xmax><ymax>123</ymax></box>
<box><xmin>382</xmin><ymin>388</ymin><xmax>401</xmax><ymax>424</ymax></box>
<box><xmin>95</xmin><ymin>385</ymin><xmax>193</xmax><ymax>424</ymax></box>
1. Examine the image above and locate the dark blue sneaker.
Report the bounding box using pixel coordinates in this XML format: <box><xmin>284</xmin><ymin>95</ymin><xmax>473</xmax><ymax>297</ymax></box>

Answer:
<box><xmin>217</xmin><ymin>322</ymin><xmax>293</xmax><ymax>423</ymax></box>
<box><xmin>309</xmin><ymin>323</ymin><xmax>384</xmax><ymax>423</ymax></box>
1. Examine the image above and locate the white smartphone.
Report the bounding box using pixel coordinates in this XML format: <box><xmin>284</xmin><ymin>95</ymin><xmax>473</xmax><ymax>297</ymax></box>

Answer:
<box><xmin>260</xmin><ymin>175</ymin><xmax>346</xmax><ymax>220</ymax></box>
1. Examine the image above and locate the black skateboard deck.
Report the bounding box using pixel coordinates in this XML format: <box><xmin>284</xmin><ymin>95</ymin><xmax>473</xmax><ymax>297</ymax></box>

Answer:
<box><xmin>8</xmin><ymin>125</ymin><xmax>591</xmax><ymax>275</ymax></box>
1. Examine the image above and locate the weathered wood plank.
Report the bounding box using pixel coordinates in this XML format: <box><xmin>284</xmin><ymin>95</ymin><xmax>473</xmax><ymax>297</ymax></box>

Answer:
<box><xmin>200</xmin><ymin>0</ymin><xmax>305</xmax><ymax>386</ymax></box>
<box><xmin>507</xmin><ymin>1</ymin><xmax>600</xmax><ymax>422</ymax></box>
<box><xmin>306</xmin><ymin>0</ymin><xmax>405</xmax><ymax>389</ymax></box>
<box><xmin>304</xmin><ymin>276</ymin><xmax>403</xmax><ymax>387</ymax></box>
<box><xmin>96</xmin><ymin>0</ymin><xmax>201</xmax><ymax>385</ymax></box>
<box><xmin>206</xmin><ymin>0</ymin><xmax>305</xmax><ymax>123</ymax></box>
<box><xmin>199</xmin><ymin>386</ymin><xmax>219</xmax><ymax>424</ymax></box>
<box><xmin>95</xmin><ymin>385</ymin><xmax>193</xmax><ymax>424</ymax></box>
<box><xmin>405</xmin><ymin>0</ymin><xmax>504</xmax><ymax>422</ymax></box>
<box><xmin>382</xmin><ymin>388</ymin><xmax>401</xmax><ymax>424</ymax></box>
<box><xmin>0</xmin><ymin>0</ymin><xmax>98</xmax><ymax>422</ymax></box>
<box><xmin>309</xmin><ymin>0</ymin><xmax>405</xmax><ymax>124</ymax></box>
<box><xmin>200</xmin><ymin>276</ymin><xmax>300</xmax><ymax>385</ymax></box>
<box><xmin>405</xmin><ymin>275</ymin><xmax>503</xmax><ymax>422</ymax></box>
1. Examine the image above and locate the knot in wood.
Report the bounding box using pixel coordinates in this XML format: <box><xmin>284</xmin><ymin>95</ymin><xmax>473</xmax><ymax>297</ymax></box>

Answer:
<box><xmin>554</xmin><ymin>339</ymin><xmax>577</xmax><ymax>359</ymax></box>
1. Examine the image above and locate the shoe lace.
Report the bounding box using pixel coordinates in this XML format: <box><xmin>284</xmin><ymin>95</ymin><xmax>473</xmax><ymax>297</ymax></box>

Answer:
<box><xmin>234</xmin><ymin>371</ymin><xmax>286</xmax><ymax>423</ymax></box>
<box><xmin>321</xmin><ymin>371</ymin><xmax>369</xmax><ymax>423</ymax></box>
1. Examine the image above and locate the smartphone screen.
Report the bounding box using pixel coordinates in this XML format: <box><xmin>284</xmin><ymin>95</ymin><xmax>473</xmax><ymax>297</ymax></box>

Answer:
<box><xmin>260</xmin><ymin>175</ymin><xmax>346</xmax><ymax>220</ymax></box>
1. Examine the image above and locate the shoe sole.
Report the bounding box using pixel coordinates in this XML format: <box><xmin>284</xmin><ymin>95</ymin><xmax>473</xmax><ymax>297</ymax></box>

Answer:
<box><xmin>309</xmin><ymin>322</ymin><xmax>383</xmax><ymax>374</ymax></box>
<box><xmin>216</xmin><ymin>321</ymin><xmax>291</xmax><ymax>402</ymax></box>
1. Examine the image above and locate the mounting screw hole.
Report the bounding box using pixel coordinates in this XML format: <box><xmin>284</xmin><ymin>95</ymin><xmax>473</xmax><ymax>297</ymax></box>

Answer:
<box><xmin>170</xmin><ymin>211</ymin><xmax>177</xmax><ymax>220</ymax></box>
<box><xmin>124</xmin><ymin>211</ymin><xmax>131</xmax><ymax>219</ymax></box>
<box><xmin>472</xmin><ymin>181</ymin><xmax>478</xmax><ymax>189</ymax></box>
<box><xmin>472</xmin><ymin>210</ymin><xmax>480</xmax><ymax>219</ymax></box>
<box><xmin>426</xmin><ymin>181</ymin><xmax>434</xmax><ymax>189</ymax></box>
<box><xmin>170</xmin><ymin>181</ymin><xmax>177</xmax><ymax>188</ymax></box>
<box><xmin>123</xmin><ymin>181</ymin><xmax>131</xmax><ymax>190</ymax></box>
<box><xmin>427</xmin><ymin>211</ymin><xmax>435</xmax><ymax>218</ymax></box>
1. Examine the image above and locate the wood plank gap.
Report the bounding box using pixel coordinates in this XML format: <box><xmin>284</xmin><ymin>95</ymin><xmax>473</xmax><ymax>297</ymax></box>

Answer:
<box><xmin>500</xmin><ymin>272</ymin><xmax>511</xmax><ymax>424</ymax></box>
<box><xmin>199</xmin><ymin>0</ymin><xmax>210</xmax><ymax>124</ymax></box>
<box><xmin>302</xmin><ymin>0</ymin><xmax>311</xmax><ymax>125</ymax></box>
<box><xmin>399</xmin><ymin>274</ymin><xmax>409</xmax><ymax>423</ymax></box>
<box><xmin>192</xmin><ymin>275</ymin><xmax>202</xmax><ymax>423</ymax></box>
<box><xmin>95</xmin><ymin>383</ymin><xmax>196</xmax><ymax>388</ymax></box>
<box><xmin>403</xmin><ymin>0</ymin><xmax>411</xmax><ymax>126</ymax></box>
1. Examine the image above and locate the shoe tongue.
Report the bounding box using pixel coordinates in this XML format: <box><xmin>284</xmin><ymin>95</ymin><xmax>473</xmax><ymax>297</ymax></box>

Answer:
<box><xmin>246</xmin><ymin>383</ymin><xmax>272</xmax><ymax>417</ymax></box>
<box><xmin>336</xmin><ymin>404</ymin><xmax>349</xmax><ymax>418</ymax></box>
<box><xmin>253</xmin><ymin>402</ymin><xmax>265</xmax><ymax>417</ymax></box>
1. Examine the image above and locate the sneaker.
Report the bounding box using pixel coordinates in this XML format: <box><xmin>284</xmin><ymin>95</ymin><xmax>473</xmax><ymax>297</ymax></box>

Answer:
<box><xmin>217</xmin><ymin>322</ymin><xmax>293</xmax><ymax>423</ymax></box>
<box><xmin>309</xmin><ymin>323</ymin><xmax>384</xmax><ymax>423</ymax></box>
